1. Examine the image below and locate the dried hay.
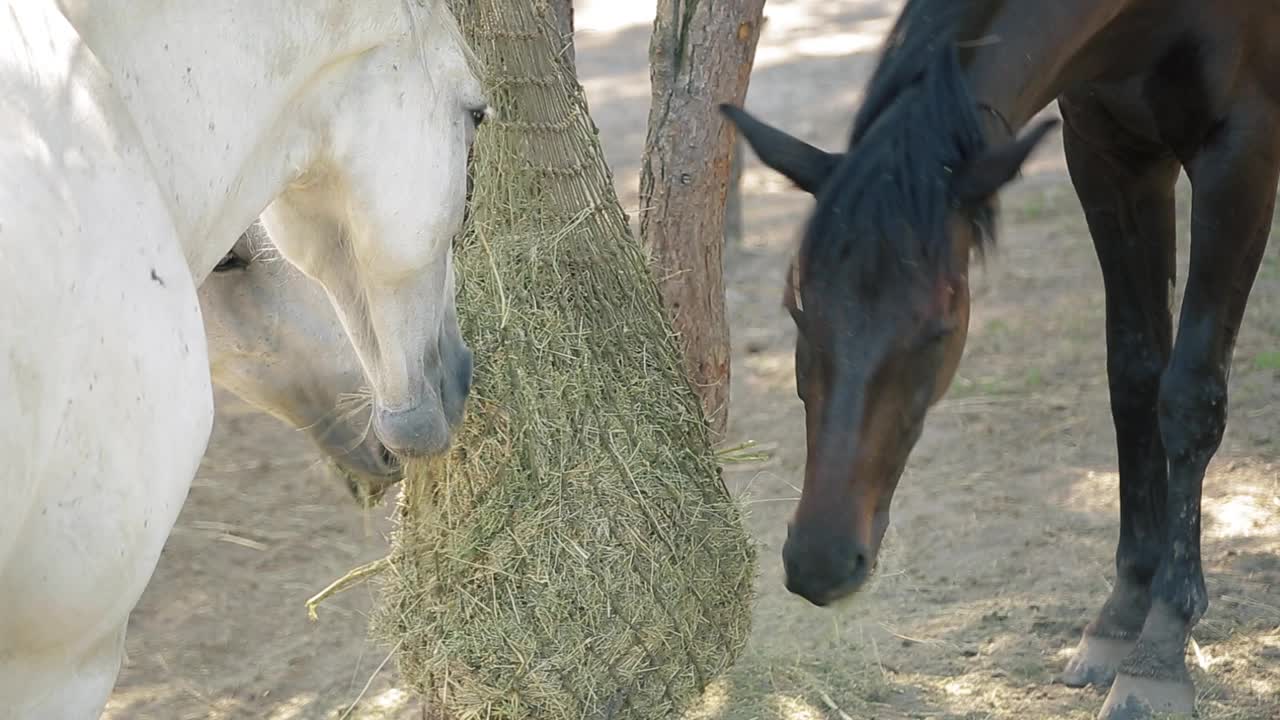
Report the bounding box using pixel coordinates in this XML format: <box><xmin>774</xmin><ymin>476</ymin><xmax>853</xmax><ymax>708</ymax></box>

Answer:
<box><xmin>369</xmin><ymin>1</ymin><xmax>758</xmax><ymax>718</ymax></box>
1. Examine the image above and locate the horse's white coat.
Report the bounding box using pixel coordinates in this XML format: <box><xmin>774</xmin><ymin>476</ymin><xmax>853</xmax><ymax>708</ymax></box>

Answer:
<box><xmin>0</xmin><ymin>2</ymin><xmax>483</xmax><ymax>716</ymax></box>
<box><xmin>201</xmin><ymin>224</ymin><xmax>400</xmax><ymax>497</ymax></box>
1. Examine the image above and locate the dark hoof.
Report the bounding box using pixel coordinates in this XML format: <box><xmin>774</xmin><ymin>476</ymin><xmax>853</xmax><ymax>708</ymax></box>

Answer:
<box><xmin>1062</xmin><ymin>634</ymin><xmax>1136</xmax><ymax>688</ymax></box>
<box><xmin>1098</xmin><ymin>672</ymin><xmax>1195</xmax><ymax>720</ymax></box>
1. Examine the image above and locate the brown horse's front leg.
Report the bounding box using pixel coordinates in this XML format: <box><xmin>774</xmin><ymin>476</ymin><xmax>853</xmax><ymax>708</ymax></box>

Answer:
<box><xmin>1100</xmin><ymin>106</ymin><xmax>1280</xmax><ymax>720</ymax></box>
<box><xmin>1056</xmin><ymin>93</ymin><xmax>1180</xmax><ymax>691</ymax></box>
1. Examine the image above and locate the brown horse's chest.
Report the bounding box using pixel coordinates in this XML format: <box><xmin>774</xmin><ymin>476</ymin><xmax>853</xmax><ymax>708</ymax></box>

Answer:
<box><xmin>1069</xmin><ymin>2</ymin><xmax>1277</xmax><ymax>158</ymax></box>
<box><xmin>1073</xmin><ymin>75</ymin><xmax>1215</xmax><ymax>160</ymax></box>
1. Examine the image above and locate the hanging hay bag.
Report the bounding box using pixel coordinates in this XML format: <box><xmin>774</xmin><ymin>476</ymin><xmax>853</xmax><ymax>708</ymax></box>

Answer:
<box><xmin>371</xmin><ymin>1</ymin><xmax>757</xmax><ymax>719</ymax></box>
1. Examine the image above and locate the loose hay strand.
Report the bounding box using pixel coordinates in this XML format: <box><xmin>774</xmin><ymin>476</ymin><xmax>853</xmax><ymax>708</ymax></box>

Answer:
<box><xmin>368</xmin><ymin>1</ymin><xmax>757</xmax><ymax>718</ymax></box>
<box><xmin>306</xmin><ymin>557</ymin><xmax>392</xmax><ymax>621</ymax></box>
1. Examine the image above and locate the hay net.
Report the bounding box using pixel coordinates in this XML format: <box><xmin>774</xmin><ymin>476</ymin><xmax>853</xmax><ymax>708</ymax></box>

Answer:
<box><xmin>371</xmin><ymin>1</ymin><xmax>758</xmax><ymax>719</ymax></box>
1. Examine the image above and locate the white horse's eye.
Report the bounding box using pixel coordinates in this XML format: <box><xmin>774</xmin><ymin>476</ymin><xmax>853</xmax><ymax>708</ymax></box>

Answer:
<box><xmin>212</xmin><ymin>251</ymin><xmax>249</xmax><ymax>273</ymax></box>
<box><xmin>468</xmin><ymin>108</ymin><xmax>487</xmax><ymax>127</ymax></box>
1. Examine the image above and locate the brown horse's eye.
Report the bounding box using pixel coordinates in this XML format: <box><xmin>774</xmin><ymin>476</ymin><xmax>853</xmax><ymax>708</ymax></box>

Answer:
<box><xmin>917</xmin><ymin>322</ymin><xmax>953</xmax><ymax>349</ymax></box>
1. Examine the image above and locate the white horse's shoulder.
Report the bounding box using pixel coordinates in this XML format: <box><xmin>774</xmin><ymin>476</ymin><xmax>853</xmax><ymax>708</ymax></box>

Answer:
<box><xmin>0</xmin><ymin>0</ymin><xmax>197</xmax><ymax>454</ymax></box>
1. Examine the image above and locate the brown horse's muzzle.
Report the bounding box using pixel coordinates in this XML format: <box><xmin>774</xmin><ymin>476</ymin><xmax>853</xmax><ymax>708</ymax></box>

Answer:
<box><xmin>781</xmin><ymin>507</ymin><xmax>890</xmax><ymax>607</ymax></box>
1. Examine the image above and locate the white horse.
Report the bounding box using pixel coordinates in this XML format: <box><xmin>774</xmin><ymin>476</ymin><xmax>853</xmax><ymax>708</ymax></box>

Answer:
<box><xmin>0</xmin><ymin>1</ymin><xmax>485</xmax><ymax>717</ymax></box>
<box><xmin>202</xmin><ymin>223</ymin><xmax>402</xmax><ymax>505</ymax></box>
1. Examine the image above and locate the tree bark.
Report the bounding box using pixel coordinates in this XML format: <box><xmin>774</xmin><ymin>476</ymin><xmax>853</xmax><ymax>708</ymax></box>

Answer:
<box><xmin>640</xmin><ymin>0</ymin><xmax>766</xmax><ymax>440</ymax></box>
<box><xmin>548</xmin><ymin>0</ymin><xmax>575</xmax><ymax>69</ymax></box>
<box><xmin>723</xmin><ymin>17</ymin><xmax>768</xmax><ymax>249</ymax></box>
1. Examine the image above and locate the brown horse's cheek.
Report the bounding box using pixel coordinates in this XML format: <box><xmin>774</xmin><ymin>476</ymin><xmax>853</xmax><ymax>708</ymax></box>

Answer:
<box><xmin>847</xmin><ymin>397</ymin><xmax>901</xmax><ymax>537</ymax></box>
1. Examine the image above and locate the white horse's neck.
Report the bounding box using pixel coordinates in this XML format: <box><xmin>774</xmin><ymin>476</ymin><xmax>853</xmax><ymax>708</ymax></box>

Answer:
<box><xmin>54</xmin><ymin>0</ymin><xmax>407</xmax><ymax>282</ymax></box>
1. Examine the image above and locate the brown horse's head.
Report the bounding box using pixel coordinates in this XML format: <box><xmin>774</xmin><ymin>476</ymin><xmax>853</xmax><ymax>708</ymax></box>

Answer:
<box><xmin>721</xmin><ymin>37</ymin><xmax>1054</xmax><ymax>606</ymax></box>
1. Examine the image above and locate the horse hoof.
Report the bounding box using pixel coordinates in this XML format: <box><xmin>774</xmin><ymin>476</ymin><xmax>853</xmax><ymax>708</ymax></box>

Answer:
<box><xmin>1061</xmin><ymin>634</ymin><xmax>1135</xmax><ymax>688</ymax></box>
<box><xmin>1097</xmin><ymin>672</ymin><xmax>1195</xmax><ymax>720</ymax></box>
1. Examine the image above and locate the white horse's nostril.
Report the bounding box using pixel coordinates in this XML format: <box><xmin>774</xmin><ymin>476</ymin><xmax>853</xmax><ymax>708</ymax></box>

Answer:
<box><xmin>374</xmin><ymin>401</ymin><xmax>452</xmax><ymax>458</ymax></box>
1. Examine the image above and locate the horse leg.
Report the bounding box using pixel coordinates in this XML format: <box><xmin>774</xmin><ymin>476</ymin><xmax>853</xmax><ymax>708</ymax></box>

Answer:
<box><xmin>1057</xmin><ymin>94</ymin><xmax>1180</xmax><ymax>690</ymax></box>
<box><xmin>1100</xmin><ymin>109</ymin><xmax>1279</xmax><ymax>720</ymax></box>
<box><xmin>3</xmin><ymin>624</ymin><xmax>128</xmax><ymax>720</ymax></box>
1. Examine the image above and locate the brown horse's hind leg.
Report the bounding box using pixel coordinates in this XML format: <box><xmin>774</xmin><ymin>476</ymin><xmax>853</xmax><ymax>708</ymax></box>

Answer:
<box><xmin>1100</xmin><ymin>105</ymin><xmax>1279</xmax><ymax>720</ymax></box>
<box><xmin>1057</xmin><ymin>93</ymin><xmax>1180</xmax><ymax>691</ymax></box>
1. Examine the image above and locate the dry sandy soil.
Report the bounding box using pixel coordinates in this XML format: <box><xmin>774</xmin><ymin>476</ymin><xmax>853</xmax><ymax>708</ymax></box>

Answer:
<box><xmin>104</xmin><ymin>1</ymin><xmax>1279</xmax><ymax>718</ymax></box>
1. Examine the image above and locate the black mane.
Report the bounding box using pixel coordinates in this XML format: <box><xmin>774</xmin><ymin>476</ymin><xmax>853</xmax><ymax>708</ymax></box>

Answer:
<box><xmin>801</xmin><ymin>0</ymin><xmax>993</xmax><ymax>299</ymax></box>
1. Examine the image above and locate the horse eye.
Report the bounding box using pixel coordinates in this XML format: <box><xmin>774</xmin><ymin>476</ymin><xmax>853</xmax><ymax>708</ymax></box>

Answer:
<box><xmin>212</xmin><ymin>251</ymin><xmax>249</xmax><ymax>273</ymax></box>
<box><xmin>919</xmin><ymin>323</ymin><xmax>953</xmax><ymax>348</ymax></box>
<box><xmin>469</xmin><ymin>108</ymin><xmax>487</xmax><ymax>126</ymax></box>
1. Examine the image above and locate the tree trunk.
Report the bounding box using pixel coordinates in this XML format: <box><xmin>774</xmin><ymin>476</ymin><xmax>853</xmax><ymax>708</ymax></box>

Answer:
<box><xmin>548</xmin><ymin>0</ymin><xmax>575</xmax><ymax>69</ymax></box>
<box><xmin>722</xmin><ymin>17</ymin><xmax>767</xmax><ymax>250</ymax></box>
<box><xmin>640</xmin><ymin>0</ymin><xmax>766</xmax><ymax>440</ymax></box>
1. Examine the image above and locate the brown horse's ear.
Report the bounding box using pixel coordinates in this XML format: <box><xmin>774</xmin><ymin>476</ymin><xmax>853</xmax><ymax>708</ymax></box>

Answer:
<box><xmin>952</xmin><ymin>118</ymin><xmax>1059</xmax><ymax>206</ymax></box>
<box><xmin>720</xmin><ymin>104</ymin><xmax>841</xmax><ymax>196</ymax></box>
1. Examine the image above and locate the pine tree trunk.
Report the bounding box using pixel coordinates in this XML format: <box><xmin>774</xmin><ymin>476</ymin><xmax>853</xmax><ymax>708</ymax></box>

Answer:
<box><xmin>640</xmin><ymin>0</ymin><xmax>766</xmax><ymax>440</ymax></box>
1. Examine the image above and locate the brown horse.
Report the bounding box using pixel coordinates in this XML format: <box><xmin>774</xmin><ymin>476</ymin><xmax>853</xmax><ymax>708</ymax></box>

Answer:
<box><xmin>722</xmin><ymin>1</ymin><xmax>1280</xmax><ymax>718</ymax></box>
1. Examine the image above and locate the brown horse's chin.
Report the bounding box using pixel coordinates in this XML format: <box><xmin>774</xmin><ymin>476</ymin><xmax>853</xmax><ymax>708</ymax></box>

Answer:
<box><xmin>792</xmin><ymin>575</ymin><xmax>867</xmax><ymax>608</ymax></box>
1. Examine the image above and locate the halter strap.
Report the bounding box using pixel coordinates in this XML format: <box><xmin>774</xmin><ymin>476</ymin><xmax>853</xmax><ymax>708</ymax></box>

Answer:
<box><xmin>976</xmin><ymin>102</ymin><xmax>1015</xmax><ymax>141</ymax></box>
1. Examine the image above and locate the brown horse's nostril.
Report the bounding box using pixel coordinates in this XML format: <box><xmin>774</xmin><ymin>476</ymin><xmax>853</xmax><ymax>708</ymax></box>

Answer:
<box><xmin>782</xmin><ymin>529</ymin><xmax>871</xmax><ymax>607</ymax></box>
<box><xmin>846</xmin><ymin>549</ymin><xmax>870</xmax><ymax>588</ymax></box>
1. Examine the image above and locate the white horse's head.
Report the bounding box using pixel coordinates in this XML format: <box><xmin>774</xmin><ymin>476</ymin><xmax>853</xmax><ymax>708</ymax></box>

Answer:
<box><xmin>258</xmin><ymin>0</ymin><xmax>486</xmax><ymax>458</ymax></box>
<box><xmin>201</xmin><ymin>224</ymin><xmax>402</xmax><ymax>503</ymax></box>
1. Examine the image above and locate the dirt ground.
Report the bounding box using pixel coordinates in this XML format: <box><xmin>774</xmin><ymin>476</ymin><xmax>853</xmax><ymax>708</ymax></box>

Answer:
<box><xmin>104</xmin><ymin>1</ymin><xmax>1280</xmax><ymax>718</ymax></box>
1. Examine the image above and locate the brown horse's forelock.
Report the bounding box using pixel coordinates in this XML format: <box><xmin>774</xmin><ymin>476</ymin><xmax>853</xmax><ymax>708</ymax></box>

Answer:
<box><xmin>798</xmin><ymin>0</ymin><xmax>994</xmax><ymax>304</ymax></box>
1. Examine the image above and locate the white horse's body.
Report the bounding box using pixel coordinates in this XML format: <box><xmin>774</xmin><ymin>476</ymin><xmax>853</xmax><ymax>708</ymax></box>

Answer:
<box><xmin>0</xmin><ymin>2</ymin><xmax>483</xmax><ymax>716</ymax></box>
